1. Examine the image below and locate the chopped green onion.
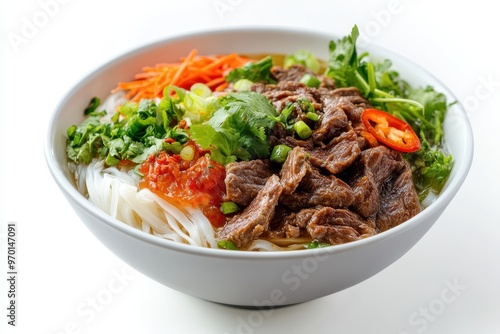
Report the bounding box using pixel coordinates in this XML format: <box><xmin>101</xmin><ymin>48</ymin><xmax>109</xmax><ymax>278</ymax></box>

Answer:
<box><xmin>270</xmin><ymin>144</ymin><xmax>292</xmax><ymax>164</ymax></box>
<box><xmin>180</xmin><ymin>145</ymin><xmax>195</xmax><ymax>161</ymax></box>
<box><xmin>305</xmin><ymin>240</ymin><xmax>331</xmax><ymax>249</ymax></box>
<box><xmin>67</xmin><ymin>125</ymin><xmax>77</xmax><ymax>138</ymax></box>
<box><xmin>111</xmin><ymin>112</ymin><xmax>121</xmax><ymax>123</ymax></box>
<box><xmin>306</xmin><ymin>111</ymin><xmax>319</xmax><ymax>121</ymax></box>
<box><xmin>367</xmin><ymin>62</ymin><xmax>377</xmax><ymax>93</ymax></box>
<box><xmin>190</xmin><ymin>83</ymin><xmax>212</xmax><ymax>98</ymax></box>
<box><xmin>217</xmin><ymin>240</ymin><xmax>239</xmax><ymax>250</ymax></box>
<box><xmin>233</xmin><ymin>79</ymin><xmax>254</xmax><ymax>91</ymax></box>
<box><xmin>84</xmin><ymin>97</ymin><xmax>100</xmax><ymax>115</ymax></box>
<box><xmin>284</xmin><ymin>50</ymin><xmax>320</xmax><ymax>73</ymax></box>
<box><xmin>300</xmin><ymin>74</ymin><xmax>321</xmax><ymax>88</ymax></box>
<box><xmin>163</xmin><ymin>85</ymin><xmax>186</xmax><ymax>103</ymax></box>
<box><xmin>371</xmin><ymin>96</ymin><xmax>425</xmax><ymax>111</ymax></box>
<box><xmin>184</xmin><ymin>93</ymin><xmax>206</xmax><ymax>112</ymax></box>
<box><xmin>105</xmin><ymin>154</ymin><xmax>120</xmax><ymax>166</ymax></box>
<box><xmin>220</xmin><ymin>201</ymin><xmax>240</xmax><ymax>215</ymax></box>
<box><xmin>293</xmin><ymin>120</ymin><xmax>312</xmax><ymax>139</ymax></box>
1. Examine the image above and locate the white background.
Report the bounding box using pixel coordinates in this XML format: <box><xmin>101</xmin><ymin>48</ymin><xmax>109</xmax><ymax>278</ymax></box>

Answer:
<box><xmin>1</xmin><ymin>1</ymin><xmax>499</xmax><ymax>333</ymax></box>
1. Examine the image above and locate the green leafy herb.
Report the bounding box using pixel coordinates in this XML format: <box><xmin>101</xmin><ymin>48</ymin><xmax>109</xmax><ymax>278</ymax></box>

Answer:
<box><xmin>66</xmin><ymin>111</ymin><xmax>108</xmax><ymax>164</ymax></box>
<box><xmin>189</xmin><ymin>124</ymin><xmax>249</xmax><ymax>165</ymax></box>
<box><xmin>325</xmin><ymin>25</ymin><xmax>362</xmax><ymax>90</ymax></box>
<box><xmin>225</xmin><ymin>56</ymin><xmax>276</xmax><ymax>84</ymax></box>
<box><xmin>190</xmin><ymin>91</ymin><xmax>278</xmax><ymax>165</ymax></box>
<box><xmin>66</xmin><ymin>95</ymin><xmax>187</xmax><ymax>165</ymax></box>
<box><xmin>325</xmin><ymin>26</ymin><xmax>453</xmax><ymax>200</ymax></box>
<box><xmin>406</xmin><ymin>136</ymin><xmax>454</xmax><ymax>201</ymax></box>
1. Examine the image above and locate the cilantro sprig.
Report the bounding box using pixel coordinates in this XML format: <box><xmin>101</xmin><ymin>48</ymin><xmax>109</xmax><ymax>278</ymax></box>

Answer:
<box><xmin>225</xmin><ymin>56</ymin><xmax>276</xmax><ymax>84</ymax></box>
<box><xmin>66</xmin><ymin>95</ymin><xmax>188</xmax><ymax>166</ymax></box>
<box><xmin>190</xmin><ymin>91</ymin><xmax>278</xmax><ymax>165</ymax></box>
<box><xmin>325</xmin><ymin>25</ymin><xmax>453</xmax><ymax>200</ymax></box>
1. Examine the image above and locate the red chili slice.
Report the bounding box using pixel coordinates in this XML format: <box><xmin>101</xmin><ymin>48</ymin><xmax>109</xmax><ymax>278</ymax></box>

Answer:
<box><xmin>361</xmin><ymin>108</ymin><xmax>421</xmax><ymax>153</ymax></box>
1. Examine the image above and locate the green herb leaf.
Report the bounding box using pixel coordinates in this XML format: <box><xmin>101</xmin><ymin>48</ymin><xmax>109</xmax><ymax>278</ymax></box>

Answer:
<box><xmin>225</xmin><ymin>56</ymin><xmax>276</xmax><ymax>84</ymax></box>
<box><xmin>325</xmin><ymin>26</ymin><xmax>453</xmax><ymax>200</ymax></box>
<box><xmin>325</xmin><ymin>25</ymin><xmax>361</xmax><ymax>90</ymax></box>
<box><xmin>190</xmin><ymin>91</ymin><xmax>278</xmax><ymax>164</ymax></box>
<box><xmin>190</xmin><ymin>123</ymin><xmax>249</xmax><ymax>165</ymax></box>
<box><xmin>406</xmin><ymin>136</ymin><xmax>453</xmax><ymax>201</ymax></box>
<box><xmin>66</xmin><ymin>96</ymin><xmax>187</xmax><ymax>166</ymax></box>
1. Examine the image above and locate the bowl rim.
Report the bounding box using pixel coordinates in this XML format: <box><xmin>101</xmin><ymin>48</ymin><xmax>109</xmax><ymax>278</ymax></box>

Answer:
<box><xmin>44</xmin><ymin>25</ymin><xmax>474</xmax><ymax>260</ymax></box>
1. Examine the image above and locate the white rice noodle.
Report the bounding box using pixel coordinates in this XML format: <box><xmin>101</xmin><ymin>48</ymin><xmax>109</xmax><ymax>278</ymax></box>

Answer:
<box><xmin>186</xmin><ymin>208</ymin><xmax>218</xmax><ymax>248</ymax></box>
<box><xmin>422</xmin><ymin>191</ymin><xmax>438</xmax><ymax>208</ymax></box>
<box><xmin>139</xmin><ymin>190</ymin><xmax>200</xmax><ymax>245</ymax></box>
<box><xmin>75</xmin><ymin>159</ymin><xmax>217</xmax><ymax>247</ymax></box>
<box><xmin>119</xmin><ymin>186</ymin><xmax>176</xmax><ymax>235</ymax></box>
<box><xmin>73</xmin><ymin>160</ymin><xmax>311</xmax><ymax>251</ymax></box>
<box><xmin>248</xmin><ymin>239</ymin><xmax>306</xmax><ymax>252</ymax></box>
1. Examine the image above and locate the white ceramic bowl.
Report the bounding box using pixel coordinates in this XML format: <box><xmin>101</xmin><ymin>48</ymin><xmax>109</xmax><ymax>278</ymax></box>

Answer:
<box><xmin>45</xmin><ymin>27</ymin><xmax>473</xmax><ymax>307</ymax></box>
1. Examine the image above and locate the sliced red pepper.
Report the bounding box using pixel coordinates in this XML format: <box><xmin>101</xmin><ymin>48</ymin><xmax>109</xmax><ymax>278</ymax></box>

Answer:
<box><xmin>361</xmin><ymin>108</ymin><xmax>421</xmax><ymax>153</ymax></box>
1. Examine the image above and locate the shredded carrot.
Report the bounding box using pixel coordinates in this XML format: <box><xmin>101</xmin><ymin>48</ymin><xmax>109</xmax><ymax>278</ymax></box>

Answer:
<box><xmin>205</xmin><ymin>77</ymin><xmax>227</xmax><ymax>89</ymax></box>
<box><xmin>170</xmin><ymin>49</ymin><xmax>198</xmax><ymax>87</ymax></box>
<box><xmin>214</xmin><ymin>82</ymin><xmax>229</xmax><ymax>92</ymax></box>
<box><xmin>112</xmin><ymin>49</ymin><xmax>251</xmax><ymax>102</ymax></box>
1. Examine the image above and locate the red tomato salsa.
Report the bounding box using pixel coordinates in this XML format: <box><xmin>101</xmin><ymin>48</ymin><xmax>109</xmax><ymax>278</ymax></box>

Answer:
<box><xmin>138</xmin><ymin>145</ymin><xmax>227</xmax><ymax>228</ymax></box>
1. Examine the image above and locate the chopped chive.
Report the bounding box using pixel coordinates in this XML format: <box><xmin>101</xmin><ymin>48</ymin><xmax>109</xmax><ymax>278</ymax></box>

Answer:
<box><xmin>306</xmin><ymin>111</ymin><xmax>319</xmax><ymax>121</ymax></box>
<box><xmin>217</xmin><ymin>240</ymin><xmax>239</xmax><ymax>250</ymax></box>
<box><xmin>180</xmin><ymin>145</ymin><xmax>195</xmax><ymax>161</ymax></box>
<box><xmin>84</xmin><ymin>97</ymin><xmax>101</xmax><ymax>115</ymax></box>
<box><xmin>270</xmin><ymin>144</ymin><xmax>292</xmax><ymax>164</ymax></box>
<box><xmin>305</xmin><ymin>240</ymin><xmax>331</xmax><ymax>249</ymax></box>
<box><xmin>220</xmin><ymin>201</ymin><xmax>240</xmax><ymax>215</ymax></box>
<box><xmin>105</xmin><ymin>154</ymin><xmax>120</xmax><ymax>166</ymax></box>
<box><xmin>300</xmin><ymin>74</ymin><xmax>321</xmax><ymax>88</ymax></box>
<box><xmin>233</xmin><ymin>79</ymin><xmax>254</xmax><ymax>91</ymax></box>
<box><xmin>293</xmin><ymin>120</ymin><xmax>312</xmax><ymax>139</ymax></box>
